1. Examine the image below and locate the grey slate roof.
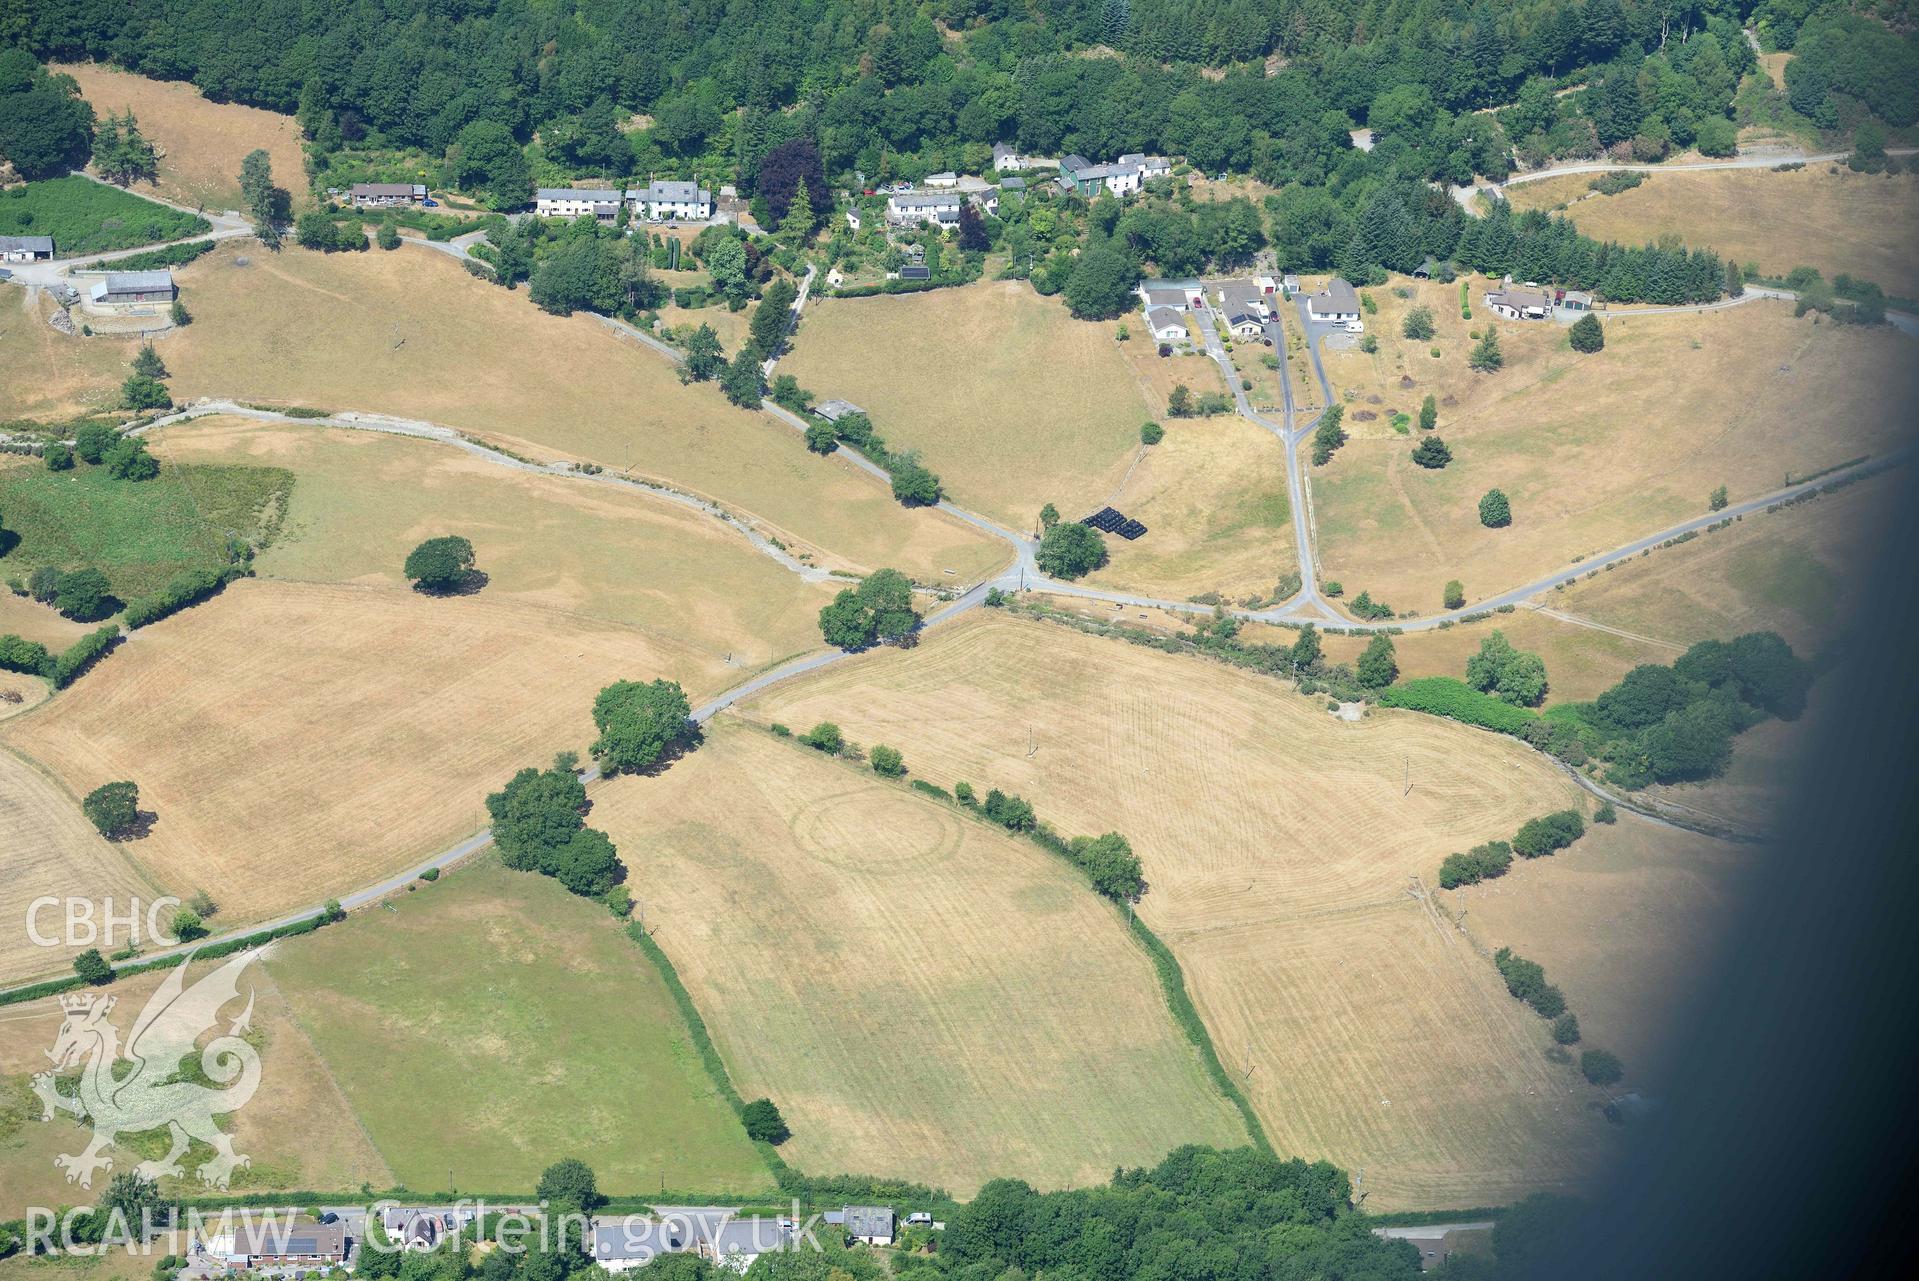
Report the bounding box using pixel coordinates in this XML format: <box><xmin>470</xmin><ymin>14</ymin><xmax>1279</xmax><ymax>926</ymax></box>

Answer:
<box><xmin>710</xmin><ymin>1219</ymin><xmax>789</xmax><ymax>1259</ymax></box>
<box><xmin>590</xmin><ymin>1213</ymin><xmax>789</xmax><ymax>1265</ymax></box>
<box><xmin>890</xmin><ymin>192</ymin><xmax>961</xmax><ymax>209</ymax></box>
<box><xmin>350</xmin><ymin>182</ymin><xmax>423</xmax><ymax>198</ymax></box>
<box><xmin>843</xmin><ymin>1206</ymin><xmax>896</xmax><ymax>1240</ymax></box>
<box><xmin>0</xmin><ymin>235</ymin><xmax>54</xmax><ymax>254</ymax></box>
<box><xmin>643</xmin><ymin>179</ymin><xmax>708</xmax><ymax>203</ymax></box>
<box><xmin>1215</xmin><ymin>280</ymin><xmax>1262</xmax><ymax>308</ymax></box>
<box><xmin>814</xmin><ymin>399</ymin><xmax>865</xmax><ymax>422</ymax></box>
<box><xmin>537</xmin><ymin>187</ymin><xmax>621</xmax><ymax>202</ymax></box>
<box><xmin>999</xmin><ymin>176</ymin><xmax>1025</xmax><ymax>190</ymax></box>
<box><xmin>1142</xmin><ymin>284</ymin><xmax>1187</xmax><ymax>308</ymax></box>
<box><xmin>1145</xmin><ymin>306</ymin><xmax>1186</xmax><ymax>333</ymax></box>
<box><xmin>1309</xmin><ymin>278</ymin><xmax>1360</xmax><ymax>313</ymax></box>
<box><xmin>591</xmin><ymin>1218</ymin><xmax>691</xmax><ymax>1262</ymax></box>
<box><xmin>90</xmin><ymin>269</ymin><xmax>175</xmax><ymax>300</ymax></box>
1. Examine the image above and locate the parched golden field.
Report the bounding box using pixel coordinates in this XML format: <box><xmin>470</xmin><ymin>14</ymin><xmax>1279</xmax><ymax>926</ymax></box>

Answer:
<box><xmin>748</xmin><ymin>612</ymin><xmax>1619</xmax><ymax>1209</ymax></box>
<box><xmin>0</xmin><ymin>593</ymin><xmax>92</xmax><ymax>650</ymax></box>
<box><xmin>0</xmin><ymin>958</ymin><xmax>393</xmax><ymax>1204</ymax></box>
<box><xmin>591</xmin><ymin>721</ymin><xmax>1247</xmax><ymax>1194</ymax></box>
<box><xmin>0</xmin><ymin>749</ymin><xmax>163</xmax><ymax>984</ymax></box>
<box><xmin>52</xmin><ymin>63</ymin><xmax>307</xmax><ymax>213</ymax></box>
<box><xmin>1553</xmin><ymin>470</ymin><xmax>1894</xmax><ymax>657</ymax></box>
<box><xmin>780</xmin><ymin>281</ymin><xmax>1155</xmax><ymax>529</ymax></box>
<box><xmin>1120</xmin><ymin>331</ymin><xmax>1231</xmax><ymax>420</ymax></box>
<box><xmin>0</xmin><ymin>579</ymin><xmax>748</xmax><ymax>943</ymax></box>
<box><xmin>0</xmin><ymin>670</ymin><xmax>49</xmax><ymax>722</ymax></box>
<box><xmin>158</xmin><ymin>243</ymin><xmax>1005</xmax><ymax>583</ymax></box>
<box><xmin>0</xmin><ymin>287</ymin><xmax>138</xmax><ymax>420</ymax></box>
<box><xmin>1451</xmin><ymin>815</ymin><xmax>1752</xmax><ymax>1079</ymax></box>
<box><xmin>1508</xmin><ymin>166</ymin><xmax>1919</xmax><ymax>300</ymax></box>
<box><xmin>1080</xmin><ymin>414</ymin><xmax>1297</xmax><ymax>601</ymax></box>
<box><xmin>1311</xmin><ymin>299</ymin><xmax>1915</xmax><ymax>614</ymax></box>
<box><xmin>147</xmin><ymin>416</ymin><xmax>834</xmax><ymax>667</ymax></box>
<box><xmin>1315</xmin><ymin>274</ymin><xmax>1566</xmax><ymax>446</ymax></box>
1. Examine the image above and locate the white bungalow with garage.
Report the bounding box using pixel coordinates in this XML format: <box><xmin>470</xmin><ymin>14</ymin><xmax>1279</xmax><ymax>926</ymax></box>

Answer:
<box><xmin>1138</xmin><ymin>282</ymin><xmax>1189</xmax><ymax>311</ymax></box>
<box><xmin>1144</xmin><ymin>306</ymin><xmax>1188</xmax><ymax>343</ymax></box>
<box><xmin>1305</xmin><ymin>278</ymin><xmax>1361</xmax><ymax>324</ymax></box>
<box><xmin>1224</xmin><ymin>311</ymin><xmax>1267</xmax><ymax>339</ymax></box>
<box><xmin>1483</xmin><ymin>283</ymin><xmax>1552</xmax><ymax>320</ymax></box>
<box><xmin>1215</xmin><ymin>280</ymin><xmax>1270</xmax><ymax>321</ymax></box>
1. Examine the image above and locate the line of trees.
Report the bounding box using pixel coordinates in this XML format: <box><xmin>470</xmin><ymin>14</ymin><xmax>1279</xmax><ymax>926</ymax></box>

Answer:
<box><xmin>1492</xmin><ymin>946</ymin><xmax>1623</xmax><ymax>1086</ymax></box>
<box><xmin>1440</xmin><ymin>807</ymin><xmax>1591</xmax><ymax>889</ymax></box>
<box><xmin>799</xmin><ymin>407</ymin><xmax>943</xmax><ymax>507</ymax></box>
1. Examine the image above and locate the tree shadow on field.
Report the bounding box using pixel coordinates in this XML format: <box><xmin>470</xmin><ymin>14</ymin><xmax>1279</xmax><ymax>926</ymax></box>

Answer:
<box><xmin>597</xmin><ymin>722</ymin><xmax>708</xmax><ymax>782</ymax></box>
<box><xmin>413</xmin><ymin>569</ymin><xmax>489</xmax><ymax>597</ymax></box>
<box><xmin>110</xmin><ymin>809</ymin><xmax>159</xmax><ymax>842</ymax></box>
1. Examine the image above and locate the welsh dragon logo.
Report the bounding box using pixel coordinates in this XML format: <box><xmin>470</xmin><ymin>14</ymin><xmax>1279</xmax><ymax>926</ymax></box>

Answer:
<box><xmin>32</xmin><ymin>948</ymin><xmax>268</xmax><ymax>1189</ymax></box>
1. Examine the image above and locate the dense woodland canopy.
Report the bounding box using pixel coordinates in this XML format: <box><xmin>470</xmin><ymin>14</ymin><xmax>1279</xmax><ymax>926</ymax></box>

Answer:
<box><xmin>0</xmin><ymin>44</ymin><xmax>92</xmax><ymax>178</ymax></box>
<box><xmin>7</xmin><ymin>2</ymin><xmax>1912</xmax><ymax>199</ymax></box>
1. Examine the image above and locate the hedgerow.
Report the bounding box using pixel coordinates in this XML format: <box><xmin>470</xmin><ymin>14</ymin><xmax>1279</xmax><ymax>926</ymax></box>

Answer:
<box><xmin>123</xmin><ymin>566</ymin><xmax>246</xmax><ymax>628</ymax></box>
<box><xmin>1378</xmin><ymin>677</ymin><xmax>1539</xmax><ymax>734</ymax></box>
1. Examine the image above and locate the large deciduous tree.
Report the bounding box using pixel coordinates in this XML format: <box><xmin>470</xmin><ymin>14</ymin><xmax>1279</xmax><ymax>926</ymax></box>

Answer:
<box><xmin>82</xmin><ymin>781</ymin><xmax>141</xmax><ymax>839</ymax></box>
<box><xmin>0</xmin><ymin>50</ymin><xmax>94</xmax><ymax>179</ymax></box>
<box><xmin>591</xmin><ymin>679</ymin><xmax>693</xmax><ymax>774</ymax></box>
<box><xmin>818</xmin><ymin>568</ymin><xmax>921</xmax><ymax>649</ymax></box>
<box><xmin>446</xmin><ymin>120</ymin><xmax>532</xmax><ymax>209</ymax></box>
<box><xmin>1035</xmin><ymin>521</ymin><xmax>1107</xmax><ymax>579</ymax></box>
<box><xmin>755</xmin><ymin>138</ymin><xmax>826</xmax><ymax>226</ymax></box>
<box><xmin>1062</xmin><ymin>243</ymin><xmax>1139</xmax><ymax>319</ymax></box>
<box><xmin>1356</xmin><ymin>634</ymin><xmax>1399</xmax><ymax>688</ymax></box>
<box><xmin>403</xmin><ymin>536</ymin><xmax>478</xmax><ymax>594</ymax></box>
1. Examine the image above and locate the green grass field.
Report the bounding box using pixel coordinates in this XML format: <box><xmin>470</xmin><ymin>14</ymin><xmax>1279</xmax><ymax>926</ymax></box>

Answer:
<box><xmin>0</xmin><ymin>177</ymin><xmax>209</xmax><ymax>257</ymax></box>
<box><xmin>0</xmin><ymin>456</ymin><xmax>289</xmax><ymax>600</ymax></box>
<box><xmin>266</xmin><ymin>855</ymin><xmax>773</xmax><ymax>1197</ymax></box>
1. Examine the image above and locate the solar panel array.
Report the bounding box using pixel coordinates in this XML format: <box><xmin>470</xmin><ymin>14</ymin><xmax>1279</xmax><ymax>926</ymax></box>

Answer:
<box><xmin>1082</xmin><ymin>506</ymin><xmax>1148</xmax><ymax>540</ymax></box>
